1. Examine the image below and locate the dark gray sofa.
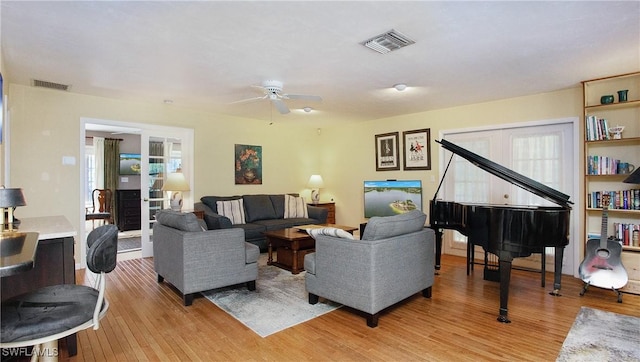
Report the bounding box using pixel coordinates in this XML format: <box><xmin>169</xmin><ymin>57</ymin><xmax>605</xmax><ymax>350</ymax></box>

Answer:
<box><xmin>194</xmin><ymin>194</ymin><xmax>328</xmax><ymax>251</ymax></box>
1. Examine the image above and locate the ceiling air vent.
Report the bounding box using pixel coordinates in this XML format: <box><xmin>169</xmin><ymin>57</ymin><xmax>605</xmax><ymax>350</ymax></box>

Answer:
<box><xmin>32</xmin><ymin>79</ymin><xmax>70</xmax><ymax>91</ymax></box>
<box><xmin>361</xmin><ymin>29</ymin><xmax>415</xmax><ymax>54</ymax></box>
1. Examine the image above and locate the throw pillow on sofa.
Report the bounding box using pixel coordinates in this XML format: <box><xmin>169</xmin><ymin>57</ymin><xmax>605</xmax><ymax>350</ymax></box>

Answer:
<box><xmin>284</xmin><ymin>194</ymin><xmax>308</xmax><ymax>218</ymax></box>
<box><xmin>307</xmin><ymin>227</ymin><xmax>354</xmax><ymax>240</ymax></box>
<box><xmin>217</xmin><ymin>199</ymin><xmax>246</xmax><ymax>225</ymax></box>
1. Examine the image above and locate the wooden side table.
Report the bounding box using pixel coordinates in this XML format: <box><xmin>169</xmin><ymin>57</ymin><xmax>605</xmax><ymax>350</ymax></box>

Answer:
<box><xmin>190</xmin><ymin>209</ymin><xmax>205</xmax><ymax>220</ymax></box>
<box><xmin>309</xmin><ymin>202</ymin><xmax>335</xmax><ymax>223</ymax></box>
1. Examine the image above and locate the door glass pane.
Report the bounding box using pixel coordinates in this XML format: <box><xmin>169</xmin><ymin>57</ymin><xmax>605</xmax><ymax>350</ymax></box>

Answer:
<box><xmin>149</xmin><ymin>140</ymin><xmax>165</xmax><ymax>223</ymax></box>
<box><xmin>147</xmin><ymin>138</ymin><xmax>183</xmax><ymax>228</ymax></box>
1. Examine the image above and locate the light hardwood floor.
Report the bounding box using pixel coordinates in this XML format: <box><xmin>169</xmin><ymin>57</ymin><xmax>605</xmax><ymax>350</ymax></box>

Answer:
<box><xmin>59</xmin><ymin>254</ymin><xmax>640</xmax><ymax>361</ymax></box>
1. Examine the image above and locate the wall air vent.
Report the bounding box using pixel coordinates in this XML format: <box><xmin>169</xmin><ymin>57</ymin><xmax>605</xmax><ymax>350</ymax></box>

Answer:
<box><xmin>32</xmin><ymin>79</ymin><xmax>70</xmax><ymax>91</ymax></box>
<box><xmin>361</xmin><ymin>29</ymin><xmax>415</xmax><ymax>54</ymax></box>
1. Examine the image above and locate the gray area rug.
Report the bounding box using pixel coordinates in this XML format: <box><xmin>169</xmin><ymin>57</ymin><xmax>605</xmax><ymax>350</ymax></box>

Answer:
<box><xmin>557</xmin><ymin>307</ymin><xmax>640</xmax><ymax>361</ymax></box>
<box><xmin>117</xmin><ymin>236</ymin><xmax>141</xmax><ymax>252</ymax></box>
<box><xmin>201</xmin><ymin>255</ymin><xmax>340</xmax><ymax>337</ymax></box>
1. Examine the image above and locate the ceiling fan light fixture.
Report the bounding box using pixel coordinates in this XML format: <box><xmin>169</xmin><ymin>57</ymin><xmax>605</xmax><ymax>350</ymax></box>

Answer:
<box><xmin>394</xmin><ymin>83</ymin><xmax>407</xmax><ymax>91</ymax></box>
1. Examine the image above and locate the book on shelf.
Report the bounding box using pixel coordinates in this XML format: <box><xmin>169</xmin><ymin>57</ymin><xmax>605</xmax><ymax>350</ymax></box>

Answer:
<box><xmin>586</xmin><ymin>155</ymin><xmax>624</xmax><ymax>175</ymax></box>
<box><xmin>587</xmin><ymin>189</ymin><xmax>640</xmax><ymax>210</ymax></box>
<box><xmin>585</xmin><ymin>115</ymin><xmax>611</xmax><ymax>141</ymax></box>
<box><xmin>613</xmin><ymin>223</ymin><xmax>640</xmax><ymax>247</ymax></box>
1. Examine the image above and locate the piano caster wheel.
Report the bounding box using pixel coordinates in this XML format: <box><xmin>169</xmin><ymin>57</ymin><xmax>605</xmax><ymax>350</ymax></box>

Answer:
<box><xmin>497</xmin><ymin>315</ymin><xmax>511</xmax><ymax>324</ymax></box>
<box><xmin>549</xmin><ymin>289</ymin><xmax>561</xmax><ymax>297</ymax></box>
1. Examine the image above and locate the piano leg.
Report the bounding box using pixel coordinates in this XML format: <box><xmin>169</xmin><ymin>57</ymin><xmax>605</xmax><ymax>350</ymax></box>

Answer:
<box><xmin>497</xmin><ymin>257</ymin><xmax>513</xmax><ymax>323</ymax></box>
<box><xmin>541</xmin><ymin>250</ymin><xmax>546</xmax><ymax>287</ymax></box>
<box><xmin>434</xmin><ymin>228</ymin><xmax>442</xmax><ymax>271</ymax></box>
<box><xmin>549</xmin><ymin>246</ymin><xmax>564</xmax><ymax>296</ymax></box>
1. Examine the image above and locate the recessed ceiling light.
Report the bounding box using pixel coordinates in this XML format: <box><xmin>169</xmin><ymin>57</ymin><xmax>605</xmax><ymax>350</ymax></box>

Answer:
<box><xmin>394</xmin><ymin>83</ymin><xmax>407</xmax><ymax>91</ymax></box>
<box><xmin>303</xmin><ymin>107</ymin><xmax>313</xmax><ymax>113</ymax></box>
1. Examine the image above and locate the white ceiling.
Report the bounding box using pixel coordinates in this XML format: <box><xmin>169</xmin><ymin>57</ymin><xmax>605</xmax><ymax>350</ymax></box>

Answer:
<box><xmin>2</xmin><ymin>1</ymin><xmax>639</xmax><ymax>127</ymax></box>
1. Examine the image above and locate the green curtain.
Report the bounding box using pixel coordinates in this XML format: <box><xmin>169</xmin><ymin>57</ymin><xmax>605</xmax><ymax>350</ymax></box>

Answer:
<box><xmin>104</xmin><ymin>138</ymin><xmax>120</xmax><ymax>226</ymax></box>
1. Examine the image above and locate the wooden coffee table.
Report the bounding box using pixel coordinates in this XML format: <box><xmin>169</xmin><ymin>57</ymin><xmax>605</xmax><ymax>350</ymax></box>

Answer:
<box><xmin>264</xmin><ymin>224</ymin><xmax>357</xmax><ymax>274</ymax></box>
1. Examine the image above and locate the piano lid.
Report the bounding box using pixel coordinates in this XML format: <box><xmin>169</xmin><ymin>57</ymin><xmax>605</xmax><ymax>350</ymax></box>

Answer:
<box><xmin>436</xmin><ymin>139</ymin><xmax>573</xmax><ymax>208</ymax></box>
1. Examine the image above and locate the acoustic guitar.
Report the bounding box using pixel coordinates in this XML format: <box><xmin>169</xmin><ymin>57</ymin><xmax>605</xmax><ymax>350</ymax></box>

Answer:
<box><xmin>579</xmin><ymin>194</ymin><xmax>628</xmax><ymax>299</ymax></box>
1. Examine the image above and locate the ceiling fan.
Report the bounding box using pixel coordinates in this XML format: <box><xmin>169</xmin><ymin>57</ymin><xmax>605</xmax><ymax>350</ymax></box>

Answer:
<box><xmin>231</xmin><ymin>80</ymin><xmax>322</xmax><ymax>114</ymax></box>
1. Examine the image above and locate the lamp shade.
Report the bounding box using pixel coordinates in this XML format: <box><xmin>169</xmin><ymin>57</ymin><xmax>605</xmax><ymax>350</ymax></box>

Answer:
<box><xmin>307</xmin><ymin>175</ymin><xmax>325</xmax><ymax>188</ymax></box>
<box><xmin>0</xmin><ymin>188</ymin><xmax>27</xmax><ymax>208</ymax></box>
<box><xmin>623</xmin><ymin>167</ymin><xmax>640</xmax><ymax>184</ymax></box>
<box><xmin>161</xmin><ymin>172</ymin><xmax>190</xmax><ymax>192</ymax></box>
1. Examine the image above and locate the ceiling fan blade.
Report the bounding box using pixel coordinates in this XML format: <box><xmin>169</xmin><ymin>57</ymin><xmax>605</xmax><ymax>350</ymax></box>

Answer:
<box><xmin>250</xmin><ymin>84</ymin><xmax>268</xmax><ymax>94</ymax></box>
<box><xmin>229</xmin><ymin>95</ymin><xmax>268</xmax><ymax>104</ymax></box>
<box><xmin>283</xmin><ymin>94</ymin><xmax>322</xmax><ymax>102</ymax></box>
<box><xmin>272</xmin><ymin>99</ymin><xmax>290</xmax><ymax>114</ymax></box>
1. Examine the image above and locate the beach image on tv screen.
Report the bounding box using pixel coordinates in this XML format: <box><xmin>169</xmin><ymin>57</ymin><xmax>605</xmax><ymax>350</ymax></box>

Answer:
<box><xmin>364</xmin><ymin>180</ymin><xmax>422</xmax><ymax>218</ymax></box>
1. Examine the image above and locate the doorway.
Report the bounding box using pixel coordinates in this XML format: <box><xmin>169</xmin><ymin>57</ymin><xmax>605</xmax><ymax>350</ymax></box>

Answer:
<box><xmin>439</xmin><ymin>117</ymin><xmax>579</xmax><ymax>275</ymax></box>
<box><xmin>80</xmin><ymin>118</ymin><xmax>194</xmax><ymax>266</ymax></box>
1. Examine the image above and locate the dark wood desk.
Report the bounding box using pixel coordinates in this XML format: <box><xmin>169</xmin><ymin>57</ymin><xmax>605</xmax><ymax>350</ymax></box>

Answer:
<box><xmin>0</xmin><ymin>231</ymin><xmax>39</xmax><ymax>277</ymax></box>
<box><xmin>1</xmin><ymin>216</ymin><xmax>77</xmax><ymax>355</ymax></box>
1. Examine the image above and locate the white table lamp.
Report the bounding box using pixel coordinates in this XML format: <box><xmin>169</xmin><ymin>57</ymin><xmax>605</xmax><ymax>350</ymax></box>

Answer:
<box><xmin>307</xmin><ymin>175</ymin><xmax>325</xmax><ymax>204</ymax></box>
<box><xmin>161</xmin><ymin>172</ymin><xmax>190</xmax><ymax>211</ymax></box>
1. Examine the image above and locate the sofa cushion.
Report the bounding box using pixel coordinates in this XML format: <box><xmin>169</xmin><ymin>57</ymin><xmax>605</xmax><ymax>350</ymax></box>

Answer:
<box><xmin>269</xmin><ymin>194</ymin><xmax>286</xmax><ymax>218</ymax></box>
<box><xmin>201</xmin><ymin>196</ymin><xmax>241</xmax><ymax>213</ymax></box>
<box><xmin>254</xmin><ymin>218</ymin><xmax>316</xmax><ymax>231</ymax></box>
<box><xmin>284</xmin><ymin>195</ymin><xmax>308</xmax><ymax>218</ymax></box>
<box><xmin>234</xmin><ymin>223</ymin><xmax>267</xmax><ymax>241</ymax></box>
<box><xmin>243</xmin><ymin>194</ymin><xmax>277</xmax><ymax>222</ymax></box>
<box><xmin>245</xmin><ymin>242</ymin><xmax>260</xmax><ymax>264</ymax></box>
<box><xmin>204</xmin><ymin>214</ymin><xmax>232</xmax><ymax>230</ymax></box>
<box><xmin>362</xmin><ymin>210</ymin><xmax>426</xmax><ymax>240</ymax></box>
<box><xmin>217</xmin><ymin>199</ymin><xmax>246</xmax><ymax>225</ymax></box>
<box><xmin>156</xmin><ymin>210</ymin><xmax>202</xmax><ymax>232</ymax></box>
<box><xmin>307</xmin><ymin>227</ymin><xmax>354</xmax><ymax>240</ymax></box>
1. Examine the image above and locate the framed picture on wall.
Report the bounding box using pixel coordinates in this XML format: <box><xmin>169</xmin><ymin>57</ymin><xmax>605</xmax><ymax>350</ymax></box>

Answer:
<box><xmin>375</xmin><ymin>132</ymin><xmax>400</xmax><ymax>171</ymax></box>
<box><xmin>235</xmin><ymin>144</ymin><xmax>262</xmax><ymax>184</ymax></box>
<box><xmin>403</xmin><ymin>128</ymin><xmax>431</xmax><ymax>170</ymax></box>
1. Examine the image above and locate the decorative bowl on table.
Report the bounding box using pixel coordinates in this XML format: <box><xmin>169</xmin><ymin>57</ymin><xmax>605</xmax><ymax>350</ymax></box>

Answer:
<box><xmin>608</xmin><ymin>125</ymin><xmax>625</xmax><ymax>139</ymax></box>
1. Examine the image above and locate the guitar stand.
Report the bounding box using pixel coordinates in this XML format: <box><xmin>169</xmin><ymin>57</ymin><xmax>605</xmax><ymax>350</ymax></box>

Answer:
<box><xmin>579</xmin><ymin>282</ymin><xmax>623</xmax><ymax>303</ymax></box>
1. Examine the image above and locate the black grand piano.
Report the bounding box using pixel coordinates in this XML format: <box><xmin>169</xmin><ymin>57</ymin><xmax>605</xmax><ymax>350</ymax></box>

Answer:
<box><xmin>430</xmin><ymin>139</ymin><xmax>572</xmax><ymax>323</ymax></box>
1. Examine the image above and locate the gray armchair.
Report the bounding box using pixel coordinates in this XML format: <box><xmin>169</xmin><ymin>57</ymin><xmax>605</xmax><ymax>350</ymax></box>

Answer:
<box><xmin>304</xmin><ymin>210</ymin><xmax>435</xmax><ymax>327</ymax></box>
<box><xmin>153</xmin><ymin>210</ymin><xmax>259</xmax><ymax>306</ymax></box>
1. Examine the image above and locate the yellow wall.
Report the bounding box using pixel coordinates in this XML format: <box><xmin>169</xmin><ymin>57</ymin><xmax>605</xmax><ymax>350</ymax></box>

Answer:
<box><xmin>6</xmin><ymin>84</ymin><xmax>322</xmax><ymax>231</ymax></box>
<box><xmin>5</xmin><ymin>82</ymin><xmax>585</xmax><ymax>260</ymax></box>
<box><xmin>320</xmin><ymin>87</ymin><xmax>583</xmax><ymax>227</ymax></box>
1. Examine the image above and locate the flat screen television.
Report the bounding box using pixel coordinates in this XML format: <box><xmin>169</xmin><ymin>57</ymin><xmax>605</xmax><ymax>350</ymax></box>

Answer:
<box><xmin>119</xmin><ymin>153</ymin><xmax>141</xmax><ymax>175</ymax></box>
<box><xmin>364</xmin><ymin>180</ymin><xmax>422</xmax><ymax>218</ymax></box>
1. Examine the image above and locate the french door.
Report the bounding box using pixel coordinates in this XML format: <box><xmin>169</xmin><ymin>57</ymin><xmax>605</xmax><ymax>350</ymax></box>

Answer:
<box><xmin>140</xmin><ymin>128</ymin><xmax>194</xmax><ymax>257</ymax></box>
<box><xmin>440</xmin><ymin>119</ymin><xmax>576</xmax><ymax>273</ymax></box>
<box><xmin>80</xmin><ymin>118</ymin><xmax>193</xmax><ymax>266</ymax></box>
